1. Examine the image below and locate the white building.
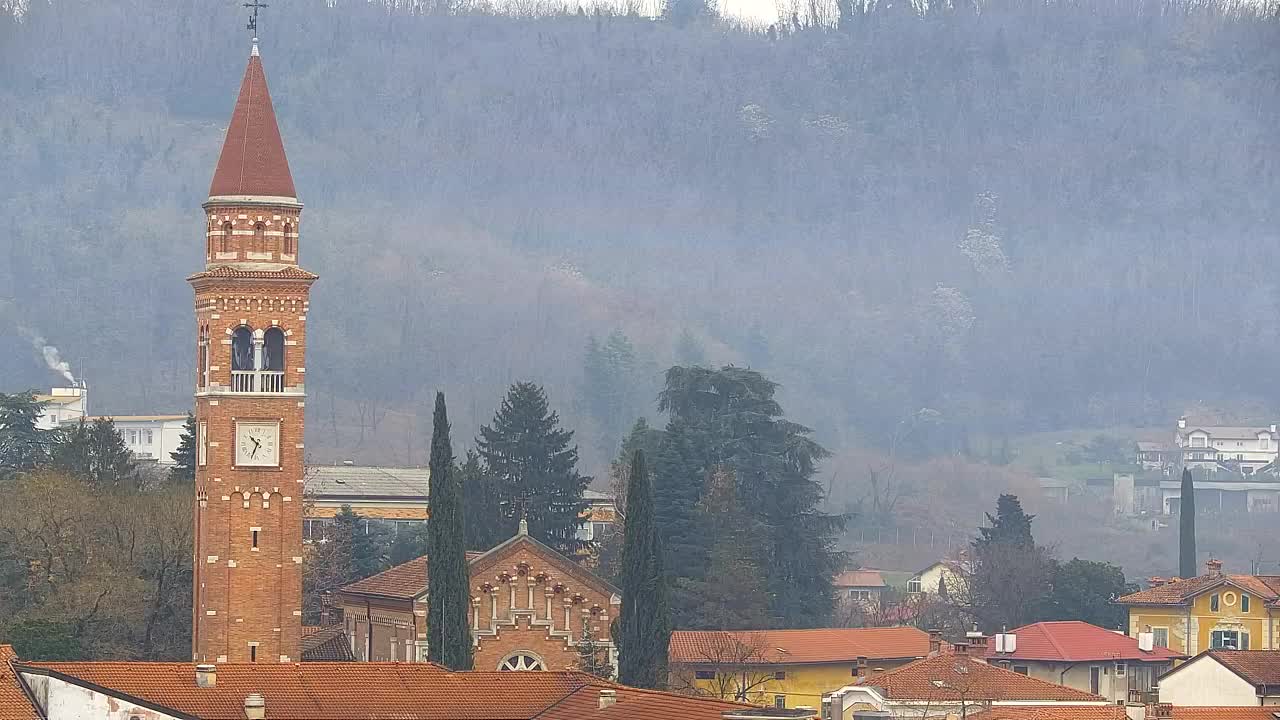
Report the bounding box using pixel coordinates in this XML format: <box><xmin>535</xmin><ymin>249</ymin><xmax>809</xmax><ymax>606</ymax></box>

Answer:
<box><xmin>33</xmin><ymin>386</ymin><xmax>87</xmax><ymax>430</ymax></box>
<box><xmin>69</xmin><ymin>415</ymin><xmax>189</xmax><ymax>465</ymax></box>
<box><xmin>1157</xmin><ymin>649</ymin><xmax>1280</xmax><ymax>707</ymax></box>
<box><xmin>1175</xmin><ymin>419</ymin><xmax>1280</xmax><ymax>475</ymax></box>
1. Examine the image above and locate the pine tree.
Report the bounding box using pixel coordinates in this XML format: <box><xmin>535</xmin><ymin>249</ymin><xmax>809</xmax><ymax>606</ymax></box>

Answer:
<box><xmin>652</xmin><ymin>418</ymin><xmax>711</xmax><ymax>625</ymax></box>
<box><xmin>169</xmin><ymin>413</ymin><xmax>197</xmax><ymax>482</ymax></box>
<box><xmin>1179</xmin><ymin>468</ymin><xmax>1197</xmax><ymax>578</ymax></box>
<box><xmin>575</xmin><ymin>625</ymin><xmax>616</xmax><ymax>679</ymax></box>
<box><xmin>977</xmin><ymin>493</ymin><xmax>1035</xmax><ymax>549</ymax></box>
<box><xmin>0</xmin><ymin>391</ymin><xmax>54</xmax><ymax>479</ymax></box>
<box><xmin>331</xmin><ymin>505</ymin><xmax>389</xmax><ymax>580</ymax></box>
<box><xmin>51</xmin><ymin>418</ymin><xmax>138</xmax><ymax>489</ymax></box>
<box><xmin>476</xmin><ymin>382</ymin><xmax>589</xmax><ymax>556</ymax></box>
<box><xmin>968</xmin><ymin>493</ymin><xmax>1054</xmax><ymax>631</ymax></box>
<box><xmin>426</xmin><ymin>392</ymin><xmax>472</xmax><ymax>670</ymax></box>
<box><xmin>617</xmin><ymin>450</ymin><xmax>669</xmax><ymax>688</ymax></box>
<box><xmin>461</xmin><ymin>450</ymin><xmax>505</xmax><ymax>551</ymax></box>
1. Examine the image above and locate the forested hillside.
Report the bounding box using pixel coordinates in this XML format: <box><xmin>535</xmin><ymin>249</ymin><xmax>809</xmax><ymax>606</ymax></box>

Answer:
<box><xmin>2</xmin><ymin>0</ymin><xmax>1278</xmax><ymax>478</ymax></box>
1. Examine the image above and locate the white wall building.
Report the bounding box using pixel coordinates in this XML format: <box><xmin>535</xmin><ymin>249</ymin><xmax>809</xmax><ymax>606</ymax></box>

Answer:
<box><xmin>1158</xmin><ymin>649</ymin><xmax>1280</xmax><ymax>707</ymax></box>
<box><xmin>68</xmin><ymin>415</ymin><xmax>188</xmax><ymax>465</ymax></box>
<box><xmin>33</xmin><ymin>387</ymin><xmax>87</xmax><ymax>430</ymax></box>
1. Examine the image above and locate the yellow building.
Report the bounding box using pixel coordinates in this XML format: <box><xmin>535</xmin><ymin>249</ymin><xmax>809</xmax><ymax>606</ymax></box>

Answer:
<box><xmin>668</xmin><ymin>627</ymin><xmax>939</xmax><ymax>710</ymax></box>
<box><xmin>1118</xmin><ymin>559</ymin><xmax>1280</xmax><ymax>655</ymax></box>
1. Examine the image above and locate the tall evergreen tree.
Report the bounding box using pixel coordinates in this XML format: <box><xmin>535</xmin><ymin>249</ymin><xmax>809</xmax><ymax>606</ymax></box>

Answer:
<box><xmin>169</xmin><ymin>413</ymin><xmax>197</xmax><ymax>483</ymax></box>
<box><xmin>968</xmin><ymin>493</ymin><xmax>1054</xmax><ymax>631</ymax></box>
<box><xmin>0</xmin><ymin>391</ymin><xmax>54</xmax><ymax>479</ymax></box>
<box><xmin>426</xmin><ymin>392</ymin><xmax>472</xmax><ymax>670</ymax></box>
<box><xmin>658</xmin><ymin>365</ymin><xmax>844</xmax><ymax>628</ymax></box>
<box><xmin>460</xmin><ymin>450</ymin><xmax>505</xmax><ymax>551</ymax></box>
<box><xmin>331</xmin><ymin>505</ymin><xmax>389</xmax><ymax>580</ymax></box>
<box><xmin>581</xmin><ymin>331</ymin><xmax>640</xmax><ymax>457</ymax></box>
<box><xmin>476</xmin><ymin>382</ymin><xmax>589</xmax><ymax>556</ymax></box>
<box><xmin>1179</xmin><ymin>468</ymin><xmax>1197</xmax><ymax>578</ymax></box>
<box><xmin>976</xmin><ymin>493</ymin><xmax>1035</xmax><ymax>549</ymax></box>
<box><xmin>51</xmin><ymin>418</ymin><xmax>138</xmax><ymax>489</ymax></box>
<box><xmin>652</xmin><ymin>418</ymin><xmax>711</xmax><ymax>625</ymax></box>
<box><xmin>687</xmin><ymin>466</ymin><xmax>770</xmax><ymax>629</ymax></box>
<box><xmin>617</xmin><ymin>450</ymin><xmax>669</xmax><ymax>688</ymax></box>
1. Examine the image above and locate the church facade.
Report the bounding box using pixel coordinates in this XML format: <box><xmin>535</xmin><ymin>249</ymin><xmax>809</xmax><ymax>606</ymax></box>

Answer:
<box><xmin>190</xmin><ymin>43</ymin><xmax>314</xmax><ymax>663</ymax></box>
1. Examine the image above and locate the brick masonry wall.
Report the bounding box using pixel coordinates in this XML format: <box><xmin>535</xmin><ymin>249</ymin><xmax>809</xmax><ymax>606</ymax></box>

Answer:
<box><xmin>191</xmin><ymin>201</ymin><xmax>312</xmax><ymax>664</ymax></box>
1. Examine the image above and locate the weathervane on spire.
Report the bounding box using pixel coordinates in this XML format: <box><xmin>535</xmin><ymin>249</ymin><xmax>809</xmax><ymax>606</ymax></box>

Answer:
<box><xmin>244</xmin><ymin>0</ymin><xmax>268</xmax><ymax>38</ymax></box>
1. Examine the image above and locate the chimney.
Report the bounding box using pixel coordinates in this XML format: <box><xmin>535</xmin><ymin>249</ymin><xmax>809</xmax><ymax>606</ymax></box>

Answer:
<box><xmin>1270</xmin><ymin>424</ymin><xmax>1276</xmax><ymax>434</ymax></box>
<box><xmin>1178</xmin><ymin>417</ymin><xmax>1187</xmax><ymax>430</ymax></box>
<box><xmin>928</xmin><ymin>629</ymin><xmax>942</xmax><ymax>655</ymax></box>
<box><xmin>598</xmin><ymin>689</ymin><xmax>617</xmax><ymax>709</ymax></box>
<box><xmin>854</xmin><ymin>656</ymin><xmax>868</xmax><ymax>677</ymax></box>
<box><xmin>1148</xmin><ymin>702</ymin><xmax>1173</xmax><ymax>719</ymax></box>
<box><xmin>954</xmin><ymin>642</ymin><xmax>969</xmax><ymax>656</ymax></box>
<box><xmin>195</xmin><ymin>664</ymin><xmax>216</xmax><ymax>688</ymax></box>
<box><xmin>1148</xmin><ymin>576</ymin><xmax>1164</xmax><ymax>588</ymax></box>
<box><xmin>243</xmin><ymin>693</ymin><xmax>266</xmax><ymax>720</ymax></box>
<box><xmin>1206</xmin><ymin>558</ymin><xmax>1223</xmax><ymax>578</ymax></box>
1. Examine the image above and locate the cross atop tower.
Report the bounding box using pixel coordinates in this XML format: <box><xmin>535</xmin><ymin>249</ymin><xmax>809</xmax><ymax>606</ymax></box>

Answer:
<box><xmin>244</xmin><ymin>0</ymin><xmax>268</xmax><ymax>37</ymax></box>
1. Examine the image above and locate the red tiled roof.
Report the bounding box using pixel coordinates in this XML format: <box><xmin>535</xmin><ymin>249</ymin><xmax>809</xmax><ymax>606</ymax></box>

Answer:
<box><xmin>833</xmin><ymin>569</ymin><xmax>887</xmax><ymax>589</ymax></box>
<box><xmin>0</xmin><ymin>646</ymin><xmax>38</xmax><ymax>720</ymax></box>
<box><xmin>188</xmin><ymin>265</ymin><xmax>319</xmax><ymax>281</ymax></box>
<box><xmin>533</xmin><ymin>683</ymin><xmax>749</xmax><ymax>719</ymax></box>
<box><xmin>1119</xmin><ymin>573</ymin><xmax>1280</xmax><ymax>606</ymax></box>
<box><xmin>14</xmin><ymin>661</ymin><xmax>743</xmax><ymax>720</ymax></box>
<box><xmin>342</xmin><ymin>555</ymin><xmax>428</xmax><ymax>599</ymax></box>
<box><xmin>854</xmin><ymin>653</ymin><xmax>1105</xmax><ymax>702</ymax></box>
<box><xmin>983</xmin><ymin>621</ymin><xmax>1184</xmax><ymax>663</ymax></box>
<box><xmin>208</xmin><ymin>49</ymin><xmax>296</xmax><ymax>199</ymax></box>
<box><xmin>974</xmin><ymin>707</ymin><xmax>1127</xmax><ymax>720</ymax></box>
<box><xmin>1172</xmin><ymin>709</ymin><xmax>1280</xmax><ymax>720</ymax></box>
<box><xmin>1198</xmin><ymin>650</ymin><xmax>1280</xmax><ymax>686</ymax></box>
<box><xmin>669</xmin><ymin>627</ymin><xmax>932</xmax><ymax>665</ymax></box>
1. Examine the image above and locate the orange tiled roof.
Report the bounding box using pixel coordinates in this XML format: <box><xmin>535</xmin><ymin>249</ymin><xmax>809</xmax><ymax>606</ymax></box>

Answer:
<box><xmin>669</xmin><ymin>627</ymin><xmax>932</xmax><ymax>665</ymax></box>
<box><xmin>0</xmin><ymin>646</ymin><xmax>38</xmax><ymax>720</ymax></box>
<box><xmin>533</xmin><ymin>683</ymin><xmax>750</xmax><ymax>719</ymax></box>
<box><xmin>208</xmin><ymin>50</ymin><xmax>296</xmax><ymax>199</ymax></box>
<box><xmin>983</xmin><ymin>621</ymin><xmax>1184</xmax><ymax>663</ymax></box>
<box><xmin>1119</xmin><ymin>573</ymin><xmax>1280</xmax><ymax>606</ymax></box>
<box><xmin>833</xmin><ymin>569</ymin><xmax>887</xmax><ymax>589</ymax></box>
<box><xmin>300</xmin><ymin>625</ymin><xmax>355</xmax><ymax>662</ymax></box>
<box><xmin>188</xmin><ymin>265</ymin><xmax>319</xmax><ymax>281</ymax></box>
<box><xmin>974</xmin><ymin>706</ymin><xmax>1127</xmax><ymax>720</ymax></box>
<box><xmin>1172</xmin><ymin>709</ymin><xmax>1280</xmax><ymax>720</ymax></box>
<box><xmin>342</xmin><ymin>555</ymin><xmax>429</xmax><ymax>599</ymax></box>
<box><xmin>1195</xmin><ymin>649</ymin><xmax>1280</xmax><ymax>686</ymax></box>
<box><xmin>14</xmin><ymin>661</ymin><xmax>744</xmax><ymax>720</ymax></box>
<box><xmin>854</xmin><ymin>653</ymin><xmax>1105</xmax><ymax>702</ymax></box>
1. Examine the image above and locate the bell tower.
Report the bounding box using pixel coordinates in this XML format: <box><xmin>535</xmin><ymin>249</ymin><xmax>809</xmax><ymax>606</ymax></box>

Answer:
<box><xmin>190</xmin><ymin>40</ymin><xmax>314</xmax><ymax>663</ymax></box>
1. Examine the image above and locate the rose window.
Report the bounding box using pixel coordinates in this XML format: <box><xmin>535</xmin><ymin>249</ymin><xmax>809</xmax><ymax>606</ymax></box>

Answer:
<box><xmin>498</xmin><ymin>652</ymin><xmax>546</xmax><ymax>671</ymax></box>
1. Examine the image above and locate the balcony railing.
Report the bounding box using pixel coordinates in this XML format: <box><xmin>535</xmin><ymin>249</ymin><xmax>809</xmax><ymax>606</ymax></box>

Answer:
<box><xmin>231</xmin><ymin>370</ymin><xmax>286</xmax><ymax>393</ymax></box>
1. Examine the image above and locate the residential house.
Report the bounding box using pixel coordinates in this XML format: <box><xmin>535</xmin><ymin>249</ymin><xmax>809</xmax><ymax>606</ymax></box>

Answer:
<box><xmin>822</xmin><ymin>644</ymin><xmax>1115</xmax><ymax>719</ymax></box>
<box><xmin>906</xmin><ymin>557</ymin><xmax>969</xmax><ymax>596</ymax></box>
<box><xmin>833</xmin><ymin>569</ymin><xmax>887</xmax><ymax>608</ymax></box>
<box><xmin>304</xmin><ymin>464</ymin><xmax>618</xmax><ymax>545</ymax></box>
<box><xmin>982</xmin><ymin>621</ymin><xmax>1184</xmax><ymax>704</ymax></box>
<box><xmin>336</xmin><ymin>521</ymin><xmax>619</xmax><ymax>672</ymax></box>
<box><xmin>1</xmin><ymin>645</ymin><xmax>755</xmax><ymax>720</ymax></box>
<box><xmin>1137</xmin><ymin>441</ymin><xmax>1172</xmax><ymax>472</ymax></box>
<box><xmin>669</xmin><ymin>626</ymin><xmax>941</xmax><ymax>710</ymax></box>
<box><xmin>1175</xmin><ymin>419</ymin><xmax>1280</xmax><ymax>476</ymax></box>
<box><xmin>1157</xmin><ymin>649</ymin><xmax>1280</xmax><ymax>707</ymax></box>
<box><xmin>71</xmin><ymin>414</ymin><xmax>188</xmax><ymax>464</ymax></box>
<box><xmin>1118</xmin><ymin>560</ymin><xmax>1280</xmax><ymax>655</ymax></box>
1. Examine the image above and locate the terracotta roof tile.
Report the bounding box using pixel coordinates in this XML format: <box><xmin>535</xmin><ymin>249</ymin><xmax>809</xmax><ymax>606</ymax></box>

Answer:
<box><xmin>300</xmin><ymin>625</ymin><xmax>355</xmax><ymax>662</ymax></box>
<box><xmin>1172</xmin><ymin>709</ymin><xmax>1280</xmax><ymax>720</ymax></box>
<box><xmin>974</xmin><ymin>706</ymin><xmax>1127</xmax><ymax>720</ymax></box>
<box><xmin>14</xmin><ymin>661</ymin><xmax>745</xmax><ymax>720</ymax></box>
<box><xmin>188</xmin><ymin>265</ymin><xmax>318</xmax><ymax>281</ymax></box>
<box><xmin>341</xmin><ymin>555</ymin><xmax>428</xmax><ymax>599</ymax></box>
<box><xmin>533</xmin><ymin>683</ymin><xmax>750</xmax><ymax>719</ymax></box>
<box><xmin>669</xmin><ymin>627</ymin><xmax>933</xmax><ymax>665</ymax></box>
<box><xmin>833</xmin><ymin>569</ymin><xmax>887</xmax><ymax>588</ymax></box>
<box><xmin>854</xmin><ymin>653</ymin><xmax>1105</xmax><ymax>702</ymax></box>
<box><xmin>1202</xmin><ymin>649</ymin><xmax>1280</xmax><ymax>686</ymax></box>
<box><xmin>983</xmin><ymin>621</ymin><xmax>1184</xmax><ymax>663</ymax></box>
<box><xmin>0</xmin><ymin>646</ymin><xmax>39</xmax><ymax>720</ymax></box>
<box><xmin>208</xmin><ymin>50</ymin><xmax>296</xmax><ymax>199</ymax></box>
<box><xmin>1119</xmin><ymin>573</ymin><xmax>1280</xmax><ymax>606</ymax></box>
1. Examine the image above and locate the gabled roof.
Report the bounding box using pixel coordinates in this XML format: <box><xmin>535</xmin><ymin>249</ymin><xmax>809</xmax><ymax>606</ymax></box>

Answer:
<box><xmin>1180</xmin><ymin>426</ymin><xmax>1275</xmax><ymax>439</ymax></box>
<box><xmin>208</xmin><ymin>46</ymin><xmax>296</xmax><ymax>200</ymax></box>
<box><xmin>669</xmin><ymin>627</ymin><xmax>933</xmax><ymax>666</ymax></box>
<box><xmin>853</xmin><ymin>653</ymin><xmax>1104</xmax><ymax>702</ymax></box>
<box><xmin>0</xmin><ymin>646</ymin><xmax>38</xmax><ymax>720</ymax></box>
<box><xmin>1171</xmin><ymin>709</ymin><xmax>1280</xmax><ymax>720</ymax></box>
<box><xmin>1118</xmin><ymin>573</ymin><xmax>1280</xmax><ymax>606</ymax></box>
<box><xmin>833</xmin><ymin>569</ymin><xmax>886</xmax><ymax>589</ymax></box>
<box><xmin>983</xmin><ymin>621</ymin><xmax>1184</xmax><ymax>663</ymax></box>
<box><xmin>14</xmin><ymin>660</ymin><xmax>744</xmax><ymax>720</ymax></box>
<box><xmin>1162</xmin><ymin>649</ymin><xmax>1280</xmax><ymax>689</ymax></box>
<box><xmin>300</xmin><ymin>625</ymin><xmax>355</xmax><ymax>662</ymax></box>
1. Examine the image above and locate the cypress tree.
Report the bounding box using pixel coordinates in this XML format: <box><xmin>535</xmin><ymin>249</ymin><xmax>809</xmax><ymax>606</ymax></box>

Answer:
<box><xmin>476</xmin><ymin>382</ymin><xmax>589</xmax><ymax>556</ymax></box>
<box><xmin>617</xmin><ymin>450</ymin><xmax>669</xmax><ymax>688</ymax></box>
<box><xmin>426</xmin><ymin>392</ymin><xmax>472</xmax><ymax>670</ymax></box>
<box><xmin>1179</xmin><ymin>468</ymin><xmax>1197</xmax><ymax>578</ymax></box>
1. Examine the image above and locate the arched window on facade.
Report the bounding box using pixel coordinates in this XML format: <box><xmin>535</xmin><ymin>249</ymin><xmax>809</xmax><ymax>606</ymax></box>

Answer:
<box><xmin>220</xmin><ymin>222</ymin><xmax>233</xmax><ymax>253</ymax></box>
<box><xmin>261</xmin><ymin>327</ymin><xmax>286</xmax><ymax>392</ymax></box>
<box><xmin>197</xmin><ymin>324</ymin><xmax>210</xmax><ymax>389</ymax></box>
<box><xmin>283</xmin><ymin>223</ymin><xmax>294</xmax><ymax>256</ymax></box>
<box><xmin>498</xmin><ymin>652</ymin><xmax>546</xmax><ymax>672</ymax></box>
<box><xmin>253</xmin><ymin>222</ymin><xmax>265</xmax><ymax>254</ymax></box>
<box><xmin>231</xmin><ymin>326</ymin><xmax>254</xmax><ymax>391</ymax></box>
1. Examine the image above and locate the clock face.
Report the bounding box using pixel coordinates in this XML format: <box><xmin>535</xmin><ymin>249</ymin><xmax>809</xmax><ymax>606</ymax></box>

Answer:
<box><xmin>235</xmin><ymin>421</ymin><xmax>280</xmax><ymax>467</ymax></box>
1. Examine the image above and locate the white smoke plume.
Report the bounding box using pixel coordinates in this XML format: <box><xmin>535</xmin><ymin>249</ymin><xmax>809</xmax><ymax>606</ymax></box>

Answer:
<box><xmin>18</xmin><ymin>326</ymin><xmax>75</xmax><ymax>384</ymax></box>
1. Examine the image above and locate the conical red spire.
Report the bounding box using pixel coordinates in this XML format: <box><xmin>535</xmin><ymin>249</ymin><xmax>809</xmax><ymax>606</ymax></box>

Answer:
<box><xmin>208</xmin><ymin>45</ymin><xmax>297</xmax><ymax>200</ymax></box>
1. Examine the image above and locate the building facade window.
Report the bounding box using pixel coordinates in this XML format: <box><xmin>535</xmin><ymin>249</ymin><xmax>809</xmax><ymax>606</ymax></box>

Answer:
<box><xmin>695</xmin><ymin>670</ymin><xmax>716</xmax><ymax>680</ymax></box>
<box><xmin>907</xmin><ymin>578</ymin><xmax>923</xmax><ymax>593</ymax></box>
<box><xmin>1211</xmin><ymin>630</ymin><xmax>1248</xmax><ymax>649</ymax></box>
<box><xmin>1210</xmin><ymin>594</ymin><xmax>1220</xmax><ymax>612</ymax></box>
<box><xmin>498</xmin><ymin>652</ymin><xmax>546</xmax><ymax>671</ymax></box>
<box><xmin>1242</xmin><ymin>594</ymin><xmax>1251</xmax><ymax>612</ymax></box>
<box><xmin>221</xmin><ymin>222</ymin><xmax>232</xmax><ymax>253</ymax></box>
<box><xmin>1152</xmin><ymin>627</ymin><xmax>1168</xmax><ymax>648</ymax></box>
<box><xmin>774</xmin><ymin>696</ymin><xmax>786</xmax><ymax>709</ymax></box>
<box><xmin>284</xmin><ymin>223</ymin><xmax>294</xmax><ymax>255</ymax></box>
<box><xmin>1013</xmin><ymin>665</ymin><xmax>1029</xmax><ymax>675</ymax></box>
